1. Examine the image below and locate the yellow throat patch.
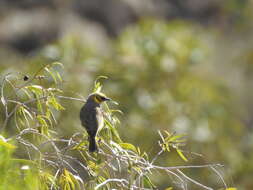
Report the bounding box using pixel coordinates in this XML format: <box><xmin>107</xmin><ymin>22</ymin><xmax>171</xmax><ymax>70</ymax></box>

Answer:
<box><xmin>94</xmin><ymin>96</ymin><xmax>102</xmax><ymax>104</ymax></box>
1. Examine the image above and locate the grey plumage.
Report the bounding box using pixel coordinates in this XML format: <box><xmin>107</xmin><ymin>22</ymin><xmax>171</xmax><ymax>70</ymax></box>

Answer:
<box><xmin>80</xmin><ymin>92</ymin><xmax>110</xmax><ymax>152</ymax></box>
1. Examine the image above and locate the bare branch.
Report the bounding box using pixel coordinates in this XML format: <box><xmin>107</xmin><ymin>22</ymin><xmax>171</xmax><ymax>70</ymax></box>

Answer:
<box><xmin>95</xmin><ymin>178</ymin><xmax>129</xmax><ymax>190</ymax></box>
<box><xmin>177</xmin><ymin>169</ymin><xmax>213</xmax><ymax>190</ymax></box>
<box><xmin>210</xmin><ymin>166</ymin><xmax>228</xmax><ymax>189</ymax></box>
<box><xmin>50</xmin><ymin>169</ymin><xmax>60</xmax><ymax>190</ymax></box>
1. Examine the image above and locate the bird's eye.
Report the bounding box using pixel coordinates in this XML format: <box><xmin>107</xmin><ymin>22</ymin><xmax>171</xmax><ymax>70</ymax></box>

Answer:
<box><xmin>100</xmin><ymin>96</ymin><xmax>106</xmax><ymax>101</ymax></box>
<box><xmin>95</xmin><ymin>95</ymin><xmax>101</xmax><ymax>101</ymax></box>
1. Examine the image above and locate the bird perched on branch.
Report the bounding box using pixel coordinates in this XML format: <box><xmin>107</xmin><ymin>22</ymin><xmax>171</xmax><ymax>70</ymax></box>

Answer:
<box><xmin>80</xmin><ymin>92</ymin><xmax>111</xmax><ymax>152</ymax></box>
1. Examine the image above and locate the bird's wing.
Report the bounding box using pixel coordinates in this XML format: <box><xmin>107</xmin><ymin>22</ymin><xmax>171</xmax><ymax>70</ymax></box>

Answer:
<box><xmin>80</xmin><ymin>106</ymin><xmax>98</xmax><ymax>136</ymax></box>
<box><xmin>96</xmin><ymin>107</ymin><xmax>104</xmax><ymax>133</ymax></box>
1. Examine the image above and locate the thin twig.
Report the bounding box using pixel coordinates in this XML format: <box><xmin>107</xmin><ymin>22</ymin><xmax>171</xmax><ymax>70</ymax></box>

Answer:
<box><xmin>57</xmin><ymin>95</ymin><xmax>85</xmax><ymax>103</ymax></box>
<box><xmin>210</xmin><ymin>166</ymin><xmax>228</xmax><ymax>189</ymax></box>
<box><xmin>152</xmin><ymin>164</ymin><xmax>224</xmax><ymax>171</ymax></box>
<box><xmin>95</xmin><ymin>178</ymin><xmax>128</xmax><ymax>190</ymax></box>
<box><xmin>166</xmin><ymin>170</ymin><xmax>187</xmax><ymax>190</ymax></box>
<box><xmin>151</xmin><ymin>149</ymin><xmax>164</xmax><ymax>164</ymax></box>
<box><xmin>177</xmin><ymin>169</ymin><xmax>213</xmax><ymax>190</ymax></box>
<box><xmin>50</xmin><ymin>169</ymin><xmax>60</xmax><ymax>190</ymax></box>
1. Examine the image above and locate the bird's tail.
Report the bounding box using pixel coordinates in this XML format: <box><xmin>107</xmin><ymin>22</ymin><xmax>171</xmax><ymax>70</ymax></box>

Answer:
<box><xmin>89</xmin><ymin>137</ymin><xmax>97</xmax><ymax>152</ymax></box>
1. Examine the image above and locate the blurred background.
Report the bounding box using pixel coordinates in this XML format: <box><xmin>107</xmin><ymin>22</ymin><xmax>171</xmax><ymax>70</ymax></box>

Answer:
<box><xmin>0</xmin><ymin>0</ymin><xmax>253</xmax><ymax>189</ymax></box>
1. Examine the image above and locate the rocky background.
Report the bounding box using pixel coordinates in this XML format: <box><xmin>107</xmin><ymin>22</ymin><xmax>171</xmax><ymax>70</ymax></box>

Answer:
<box><xmin>0</xmin><ymin>0</ymin><xmax>242</xmax><ymax>54</ymax></box>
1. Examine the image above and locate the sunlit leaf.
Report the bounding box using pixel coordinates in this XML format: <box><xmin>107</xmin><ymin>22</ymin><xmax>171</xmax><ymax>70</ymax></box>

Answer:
<box><xmin>19</xmin><ymin>106</ymin><xmax>31</xmax><ymax>127</ymax></box>
<box><xmin>47</xmin><ymin>95</ymin><xmax>65</xmax><ymax>110</ymax></box>
<box><xmin>0</xmin><ymin>135</ymin><xmax>16</xmax><ymax>149</ymax></box>
<box><xmin>23</xmin><ymin>107</ymin><xmax>33</xmax><ymax>119</ymax></box>
<box><xmin>37</xmin><ymin>97</ymin><xmax>43</xmax><ymax>113</ymax></box>
<box><xmin>11</xmin><ymin>158</ymin><xmax>36</xmax><ymax>164</ymax></box>
<box><xmin>176</xmin><ymin>148</ymin><xmax>188</xmax><ymax>162</ymax></box>
<box><xmin>21</xmin><ymin>88</ymin><xmax>32</xmax><ymax>98</ymax></box>
<box><xmin>37</xmin><ymin>115</ymin><xmax>48</xmax><ymax>127</ymax></box>
<box><xmin>165</xmin><ymin>143</ymin><xmax>170</xmax><ymax>152</ymax></box>
<box><xmin>56</xmin><ymin>72</ymin><xmax>63</xmax><ymax>82</ymax></box>
<box><xmin>47</xmin><ymin>88</ymin><xmax>63</xmax><ymax>93</ymax></box>
<box><xmin>64</xmin><ymin>169</ymin><xmax>75</xmax><ymax>190</ymax></box>
<box><xmin>1</xmin><ymin>96</ymin><xmax>6</xmax><ymax>106</ymax></box>
<box><xmin>167</xmin><ymin>134</ymin><xmax>186</xmax><ymax>142</ymax></box>
<box><xmin>45</xmin><ymin>67</ymin><xmax>58</xmax><ymax>84</ymax></box>
<box><xmin>120</xmin><ymin>143</ymin><xmax>137</xmax><ymax>152</ymax></box>
<box><xmin>52</xmin><ymin>61</ymin><xmax>64</xmax><ymax>68</ymax></box>
<box><xmin>110</xmin><ymin>109</ymin><xmax>123</xmax><ymax>114</ymax></box>
<box><xmin>93</xmin><ymin>76</ymin><xmax>108</xmax><ymax>92</ymax></box>
<box><xmin>26</xmin><ymin>85</ymin><xmax>43</xmax><ymax>95</ymax></box>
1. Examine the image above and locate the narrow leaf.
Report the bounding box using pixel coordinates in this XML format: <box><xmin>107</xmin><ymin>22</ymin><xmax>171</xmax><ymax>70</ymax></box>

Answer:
<box><xmin>0</xmin><ymin>136</ymin><xmax>16</xmax><ymax>149</ymax></box>
<box><xmin>176</xmin><ymin>149</ymin><xmax>188</xmax><ymax>162</ymax></box>
<box><xmin>120</xmin><ymin>143</ymin><xmax>137</xmax><ymax>152</ymax></box>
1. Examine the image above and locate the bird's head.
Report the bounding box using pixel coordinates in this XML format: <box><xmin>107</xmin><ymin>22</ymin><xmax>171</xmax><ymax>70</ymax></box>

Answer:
<box><xmin>88</xmin><ymin>92</ymin><xmax>111</xmax><ymax>104</ymax></box>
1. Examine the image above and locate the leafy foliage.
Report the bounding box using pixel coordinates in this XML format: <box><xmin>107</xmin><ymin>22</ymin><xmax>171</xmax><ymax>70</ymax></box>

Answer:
<box><xmin>0</xmin><ymin>64</ymin><xmax>233</xmax><ymax>190</ymax></box>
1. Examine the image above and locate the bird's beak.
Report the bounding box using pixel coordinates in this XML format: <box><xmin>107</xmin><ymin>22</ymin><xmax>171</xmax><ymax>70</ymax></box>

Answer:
<box><xmin>104</xmin><ymin>97</ymin><xmax>119</xmax><ymax>105</ymax></box>
<box><xmin>104</xmin><ymin>97</ymin><xmax>111</xmax><ymax>101</ymax></box>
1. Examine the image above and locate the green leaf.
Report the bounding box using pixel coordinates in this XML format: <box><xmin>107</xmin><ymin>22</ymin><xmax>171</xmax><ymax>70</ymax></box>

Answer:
<box><xmin>110</xmin><ymin>140</ymin><xmax>124</xmax><ymax>152</ymax></box>
<box><xmin>47</xmin><ymin>88</ymin><xmax>63</xmax><ymax>93</ymax></box>
<box><xmin>21</xmin><ymin>88</ymin><xmax>32</xmax><ymax>98</ymax></box>
<box><xmin>137</xmin><ymin>147</ymin><xmax>141</xmax><ymax>155</ymax></box>
<box><xmin>176</xmin><ymin>148</ymin><xmax>188</xmax><ymax>162</ymax></box>
<box><xmin>11</xmin><ymin>158</ymin><xmax>36</xmax><ymax>164</ymax></box>
<box><xmin>23</xmin><ymin>107</ymin><xmax>33</xmax><ymax>119</ymax></box>
<box><xmin>64</xmin><ymin>169</ymin><xmax>75</xmax><ymax>190</ymax></box>
<box><xmin>56</xmin><ymin>72</ymin><xmax>63</xmax><ymax>82</ymax></box>
<box><xmin>52</xmin><ymin>61</ymin><xmax>64</xmax><ymax>68</ymax></box>
<box><xmin>0</xmin><ymin>135</ymin><xmax>16</xmax><ymax>149</ymax></box>
<box><xmin>19</xmin><ymin>106</ymin><xmax>31</xmax><ymax>127</ymax></box>
<box><xmin>104</xmin><ymin>119</ymin><xmax>122</xmax><ymax>142</ymax></box>
<box><xmin>95</xmin><ymin>76</ymin><xmax>108</xmax><ymax>84</ymax></box>
<box><xmin>26</xmin><ymin>85</ymin><xmax>43</xmax><ymax>95</ymax></box>
<box><xmin>46</xmin><ymin>108</ymin><xmax>57</xmax><ymax>124</ymax></box>
<box><xmin>165</xmin><ymin>143</ymin><xmax>170</xmax><ymax>152</ymax></box>
<box><xmin>143</xmin><ymin>175</ymin><xmax>156</xmax><ymax>188</ymax></box>
<box><xmin>167</xmin><ymin>134</ymin><xmax>186</xmax><ymax>142</ymax></box>
<box><xmin>45</xmin><ymin>67</ymin><xmax>58</xmax><ymax>84</ymax></box>
<box><xmin>37</xmin><ymin>97</ymin><xmax>43</xmax><ymax>113</ymax></box>
<box><xmin>93</xmin><ymin>76</ymin><xmax>108</xmax><ymax>92</ymax></box>
<box><xmin>120</xmin><ymin>143</ymin><xmax>137</xmax><ymax>152</ymax></box>
<box><xmin>47</xmin><ymin>95</ymin><xmax>65</xmax><ymax>110</ymax></box>
<box><xmin>110</xmin><ymin>109</ymin><xmax>123</xmax><ymax>114</ymax></box>
<box><xmin>37</xmin><ymin>115</ymin><xmax>48</xmax><ymax>127</ymax></box>
<box><xmin>37</xmin><ymin>115</ymin><xmax>50</xmax><ymax>136</ymax></box>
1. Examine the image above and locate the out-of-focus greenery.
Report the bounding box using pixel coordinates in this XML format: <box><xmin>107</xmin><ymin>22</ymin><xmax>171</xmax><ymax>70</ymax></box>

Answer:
<box><xmin>0</xmin><ymin>136</ymin><xmax>39</xmax><ymax>190</ymax></box>
<box><xmin>1</xmin><ymin>63</ymin><xmax>229</xmax><ymax>190</ymax></box>
<box><xmin>54</xmin><ymin>20</ymin><xmax>253</xmax><ymax>189</ymax></box>
<box><xmin>1</xmin><ymin>17</ymin><xmax>253</xmax><ymax>189</ymax></box>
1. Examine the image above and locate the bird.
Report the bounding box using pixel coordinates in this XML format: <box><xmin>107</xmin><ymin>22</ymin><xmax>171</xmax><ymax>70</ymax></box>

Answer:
<box><xmin>80</xmin><ymin>92</ymin><xmax>111</xmax><ymax>152</ymax></box>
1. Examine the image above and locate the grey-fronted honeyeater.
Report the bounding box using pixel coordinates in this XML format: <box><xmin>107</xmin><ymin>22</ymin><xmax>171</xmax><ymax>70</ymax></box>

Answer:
<box><xmin>80</xmin><ymin>92</ymin><xmax>111</xmax><ymax>152</ymax></box>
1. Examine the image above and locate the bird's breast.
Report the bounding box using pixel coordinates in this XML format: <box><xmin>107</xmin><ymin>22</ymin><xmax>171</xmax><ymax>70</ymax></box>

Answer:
<box><xmin>96</xmin><ymin>107</ymin><xmax>104</xmax><ymax>131</ymax></box>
